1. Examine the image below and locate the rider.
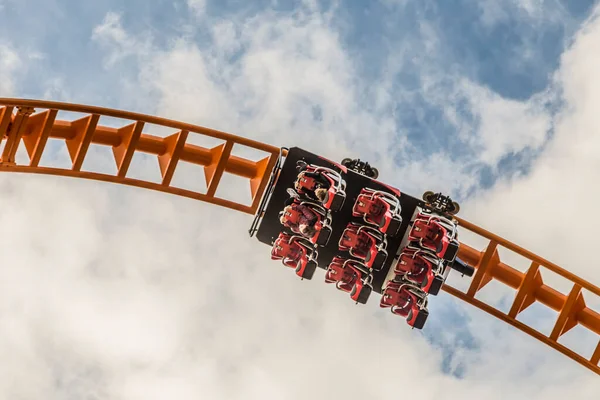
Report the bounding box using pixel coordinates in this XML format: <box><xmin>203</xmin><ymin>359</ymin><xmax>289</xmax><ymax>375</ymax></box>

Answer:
<box><xmin>280</xmin><ymin>199</ymin><xmax>319</xmax><ymax>237</ymax></box>
<box><xmin>295</xmin><ymin>163</ymin><xmax>329</xmax><ymax>202</ymax></box>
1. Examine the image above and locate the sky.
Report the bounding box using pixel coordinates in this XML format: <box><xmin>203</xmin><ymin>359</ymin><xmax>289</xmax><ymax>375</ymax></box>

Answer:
<box><xmin>1</xmin><ymin>0</ymin><xmax>600</xmax><ymax>398</ymax></box>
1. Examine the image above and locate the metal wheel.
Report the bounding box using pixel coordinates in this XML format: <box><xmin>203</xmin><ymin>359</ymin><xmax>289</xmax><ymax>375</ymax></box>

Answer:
<box><xmin>450</xmin><ymin>201</ymin><xmax>460</xmax><ymax>214</ymax></box>
<box><xmin>422</xmin><ymin>191</ymin><xmax>435</xmax><ymax>202</ymax></box>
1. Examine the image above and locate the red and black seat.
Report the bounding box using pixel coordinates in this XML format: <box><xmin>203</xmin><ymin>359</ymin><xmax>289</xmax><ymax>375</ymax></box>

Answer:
<box><xmin>408</xmin><ymin>212</ymin><xmax>459</xmax><ymax>261</ymax></box>
<box><xmin>352</xmin><ymin>188</ymin><xmax>402</xmax><ymax>236</ymax></box>
<box><xmin>271</xmin><ymin>232</ymin><xmax>318</xmax><ymax>280</ymax></box>
<box><xmin>380</xmin><ymin>281</ymin><xmax>429</xmax><ymax>329</ymax></box>
<box><xmin>325</xmin><ymin>257</ymin><xmax>372</xmax><ymax>304</ymax></box>
<box><xmin>279</xmin><ymin>200</ymin><xmax>332</xmax><ymax>246</ymax></box>
<box><xmin>393</xmin><ymin>246</ymin><xmax>446</xmax><ymax>295</ymax></box>
<box><xmin>338</xmin><ymin>223</ymin><xmax>387</xmax><ymax>270</ymax></box>
<box><xmin>294</xmin><ymin>164</ymin><xmax>346</xmax><ymax>212</ymax></box>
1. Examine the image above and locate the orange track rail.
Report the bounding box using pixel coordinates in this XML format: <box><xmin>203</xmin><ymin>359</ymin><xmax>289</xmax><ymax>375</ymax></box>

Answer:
<box><xmin>0</xmin><ymin>99</ymin><xmax>280</xmax><ymax>214</ymax></box>
<box><xmin>1</xmin><ymin>98</ymin><xmax>599</xmax><ymax>376</ymax></box>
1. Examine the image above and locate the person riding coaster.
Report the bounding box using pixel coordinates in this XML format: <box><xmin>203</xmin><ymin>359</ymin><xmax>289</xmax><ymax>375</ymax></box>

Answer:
<box><xmin>393</xmin><ymin>244</ymin><xmax>448</xmax><ymax>296</ymax></box>
<box><xmin>338</xmin><ymin>222</ymin><xmax>388</xmax><ymax>271</ymax></box>
<box><xmin>279</xmin><ymin>197</ymin><xmax>333</xmax><ymax>246</ymax></box>
<box><xmin>408</xmin><ymin>211</ymin><xmax>459</xmax><ymax>262</ymax></box>
<box><xmin>271</xmin><ymin>232</ymin><xmax>319</xmax><ymax>280</ymax></box>
<box><xmin>294</xmin><ymin>160</ymin><xmax>347</xmax><ymax>212</ymax></box>
<box><xmin>380</xmin><ymin>280</ymin><xmax>429</xmax><ymax>329</ymax></box>
<box><xmin>352</xmin><ymin>187</ymin><xmax>402</xmax><ymax>236</ymax></box>
<box><xmin>324</xmin><ymin>256</ymin><xmax>373</xmax><ymax>304</ymax></box>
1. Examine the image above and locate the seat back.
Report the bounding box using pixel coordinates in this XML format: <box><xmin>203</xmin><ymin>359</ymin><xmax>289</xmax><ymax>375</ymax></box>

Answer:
<box><xmin>295</xmin><ymin>173</ymin><xmax>318</xmax><ymax>192</ymax></box>
<box><xmin>326</xmin><ymin>261</ymin><xmax>357</xmax><ymax>288</ymax></box>
<box><xmin>271</xmin><ymin>235</ymin><xmax>301</xmax><ymax>260</ymax></box>
<box><xmin>356</xmin><ymin>230</ymin><xmax>374</xmax><ymax>249</ymax></box>
<box><xmin>281</xmin><ymin>206</ymin><xmax>301</xmax><ymax>227</ymax></box>
<box><xmin>353</xmin><ymin>195</ymin><xmax>370</xmax><ymax>215</ymax></box>
<box><xmin>383</xmin><ymin>282</ymin><xmax>410</xmax><ymax>301</ymax></box>
<box><xmin>395</xmin><ymin>250</ymin><xmax>431</xmax><ymax>277</ymax></box>
<box><xmin>337</xmin><ymin>263</ymin><xmax>358</xmax><ymax>292</ymax></box>
<box><xmin>367</xmin><ymin>197</ymin><xmax>387</xmax><ymax>219</ymax></box>
<box><xmin>387</xmin><ymin>285</ymin><xmax>414</xmax><ymax>317</ymax></box>
<box><xmin>410</xmin><ymin>219</ymin><xmax>445</xmax><ymax>244</ymax></box>
<box><xmin>325</xmin><ymin>262</ymin><xmax>347</xmax><ymax>282</ymax></box>
<box><xmin>352</xmin><ymin>232</ymin><xmax>373</xmax><ymax>258</ymax></box>
<box><xmin>340</xmin><ymin>227</ymin><xmax>359</xmax><ymax>248</ymax></box>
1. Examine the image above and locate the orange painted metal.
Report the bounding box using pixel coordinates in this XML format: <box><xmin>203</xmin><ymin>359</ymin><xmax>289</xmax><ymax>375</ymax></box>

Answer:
<box><xmin>0</xmin><ymin>99</ymin><xmax>281</xmax><ymax>214</ymax></box>
<box><xmin>450</xmin><ymin>216</ymin><xmax>600</xmax><ymax>375</ymax></box>
<box><xmin>1</xmin><ymin>98</ymin><xmax>599</xmax><ymax>375</ymax></box>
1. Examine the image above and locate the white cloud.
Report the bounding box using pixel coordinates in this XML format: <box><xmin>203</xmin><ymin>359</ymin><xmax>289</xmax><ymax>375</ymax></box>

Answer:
<box><xmin>131</xmin><ymin>8</ymin><xmax>376</xmax><ymax>159</ymax></box>
<box><xmin>0</xmin><ymin>175</ymin><xmax>455</xmax><ymax>399</ymax></box>
<box><xmin>461</xmin><ymin>6</ymin><xmax>600</xmax><ymax>287</ymax></box>
<box><xmin>104</xmin><ymin>6</ymin><xmax>482</xmax><ymax>199</ymax></box>
<box><xmin>210</xmin><ymin>20</ymin><xmax>242</xmax><ymax>57</ymax></box>
<box><xmin>0</xmin><ymin>44</ymin><xmax>21</xmax><ymax>95</ymax></box>
<box><xmin>450</xmin><ymin>79</ymin><xmax>552</xmax><ymax>166</ymax></box>
<box><xmin>92</xmin><ymin>12</ymin><xmax>151</xmax><ymax>68</ymax></box>
<box><xmin>379</xmin><ymin>0</ymin><xmax>408</xmax><ymax>8</ymax></box>
<box><xmin>92</xmin><ymin>2</ymin><xmax>600</xmax><ymax>387</ymax></box>
<box><xmin>477</xmin><ymin>0</ymin><xmax>569</xmax><ymax>28</ymax></box>
<box><xmin>187</xmin><ymin>0</ymin><xmax>207</xmax><ymax>18</ymax></box>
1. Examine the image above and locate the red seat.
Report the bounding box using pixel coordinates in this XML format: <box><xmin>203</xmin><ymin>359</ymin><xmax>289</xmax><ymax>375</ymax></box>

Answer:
<box><xmin>325</xmin><ymin>257</ymin><xmax>358</xmax><ymax>292</ymax></box>
<box><xmin>352</xmin><ymin>188</ymin><xmax>401</xmax><ymax>235</ymax></box>
<box><xmin>325</xmin><ymin>257</ymin><xmax>373</xmax><ymax>304</ymax></box>
<box><xmin>295</xmin><ymin>173</ymin><xmax>324</xmax><ymax>193</ymax></box>
<box><xmin>271</xmin><ymin>232</ymin><xmax>317</xmax><ymax>279</ymax></box>
<box><xmin>339</xmin><ymin>223</ymin><xmax>387</xmax><ymax>269</ymax></box>
<box><xmin>280</xmin><ymin>200</ymin><xmax>329</xmax><ymax>245</ymax></box>
<box><xmin>294</xmin><ymin>164</ymin><xmax>346</xmax><ymax>211</ymax></box>
<box><xmin>271</xmin><ymin>233</ymin><xmax>308</xmax><ymax>268</ymax></box>
<box><xmin>394</xmin><ymin>247</ymin><xmax>440</xmax><ymax>293</ymax></box>
<box><xmin>408</xmin><ymin>214</ymin><xmax>454</xmax><ymax>258</ymax></box>
<box><xmin>339</xmin><ymin>224</ymin><xmax>373</xmax><ymax>257</ymax></box>
<box><xmin>380</xmin><ymin>282</ymin><xmax>428</xmax><ymax>328</ymax></box>
<box><xmin>353</xmin><ymin>193</ymin><xmax>388</xmax><ymax>226</ymax></box>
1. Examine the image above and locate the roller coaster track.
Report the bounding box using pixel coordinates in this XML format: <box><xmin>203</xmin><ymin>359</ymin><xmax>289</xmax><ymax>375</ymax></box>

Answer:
<box><xmin>1</xmin><ymin>98</ymin><xmax>599</xmax><ymax>376</ymax></box>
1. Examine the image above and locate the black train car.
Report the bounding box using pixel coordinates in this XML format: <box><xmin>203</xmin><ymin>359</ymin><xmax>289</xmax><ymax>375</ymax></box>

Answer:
<box><xmin>251</xmin><ymin>146</ymin><xmax>436</xmax><ymax>294</ymax></box>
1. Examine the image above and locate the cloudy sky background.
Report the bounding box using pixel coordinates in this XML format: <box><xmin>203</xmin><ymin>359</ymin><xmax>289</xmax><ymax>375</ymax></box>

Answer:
<box><xmin>1</xmin><ymin>0</ymin><xmax>600</xmax><ymax>398</ymax></box>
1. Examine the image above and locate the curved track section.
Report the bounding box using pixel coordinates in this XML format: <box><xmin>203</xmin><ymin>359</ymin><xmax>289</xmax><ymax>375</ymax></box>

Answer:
<box><xmin>451</xmin><ymin>218</ymin><xmax>600</xmax><ymax>375</ymax></box>
<box><xmin>1</xmin><ymin>98</ymin><xmax>599</xmax><ymax>375</ymax></box>
<box><xmin>0</xmin><ymin>98</ymin><xmax>280</xmax><ymax>214</ymax></box>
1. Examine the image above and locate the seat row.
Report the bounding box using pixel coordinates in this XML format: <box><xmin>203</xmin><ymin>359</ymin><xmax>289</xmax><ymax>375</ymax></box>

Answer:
<box><xmin>379</xmin><ymin>212</ymin><xmax>460</xmax><ymax>328</ymax></box>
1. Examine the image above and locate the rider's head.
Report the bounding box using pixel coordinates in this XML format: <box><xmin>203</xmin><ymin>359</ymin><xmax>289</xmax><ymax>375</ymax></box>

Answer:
<box><xmin>279</xmin><ymin>206</ymin><xmax>292</xmax><ymax>225</ymax></box>
<box><xmin>314</xmin><ymin>188</ymin><xmax>327</xmax><ymax>202</ymax></box>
